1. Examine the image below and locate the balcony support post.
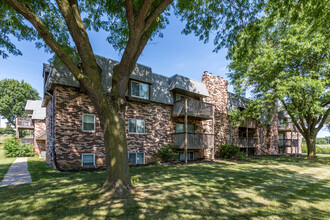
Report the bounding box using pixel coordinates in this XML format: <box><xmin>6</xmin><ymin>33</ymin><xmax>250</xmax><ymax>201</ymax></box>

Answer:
<box><xmin>184</xmin><ymin>98</ymin><xmax>188</xmax><ymax>164</ymax></box>
<box><xmin>16</xmin><ymin>118</ymin><xmax>19</xmax><ymax>138</ymax></box>
<box><xmin>291</xmin><ymin>130</ymin><xmax>293</xmax><ymax>154</ymax></box>
<box><xmin>246</xmin><ymin>123</ymin><xmax>249</xmax><ymax>156</ymax></box>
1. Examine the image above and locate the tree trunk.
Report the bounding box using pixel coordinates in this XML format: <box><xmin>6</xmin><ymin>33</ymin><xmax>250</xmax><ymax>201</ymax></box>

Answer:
<box><xmin>100</xmin><ymin>98</ymin><xmax>133</xmax><ymax>195</ymax></box>
<box><xmin>306</xmin><ymin>134</ymin><xmax>317</xmax><ymax>158</ymax></box>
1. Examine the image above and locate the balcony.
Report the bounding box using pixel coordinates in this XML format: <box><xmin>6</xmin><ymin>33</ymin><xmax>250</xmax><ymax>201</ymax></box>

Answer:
<box><xmin>16</xmin><ymin>117</ymin><xmax>34</xmax><ymax>129</ymax></box>
<box><xmin>279</xmin><ymin>139</ymin><xmax>298</xmax><ymax>147</ymax></box>
<box><xmin>238</xmin><ymin>137</ymin><xmax>257</xmax><ymax>148</ymax></box>
<box><xmin>173</xmin><ymin>99</ymin><xmax>213</xmax><ymax>119</ymax></box>
<box><xmin>173</xmin><ymin>133</ymin><xmax>214</xmax><ymax>149</ymax></box>
<box><xmin>18</xmin><ymin>138</ymin><xmax>34</xmax><ymax>145</ymax></box>
<box><xmin>239</xmin><ymin>120</ymin><xmax>257</xmax><ymax>129</ymax></box>
<box><xmin>278</xmin><ymin>123</ymin><xmax>296</xmax><ymax>132</ymax></box>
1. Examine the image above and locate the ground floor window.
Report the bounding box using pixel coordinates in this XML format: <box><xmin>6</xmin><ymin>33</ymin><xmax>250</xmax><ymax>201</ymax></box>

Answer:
<box><xmin>128</xmin><ymin>152</ymin><xmax>145</xmax><ymax>164</ymax></box>
<box><xmin>179</xmin><ymin>151</ymin><xmax>194</xmax><ymax>161</ymax></box>
<box><xmin>279</xmin><ymin>148</ymin><xmax>285</xmax><ymax>154</ymax></box>
<box><xmin>82</xmin><ymin>153</ymin><xmax>95</xmax><ymax>167</ymax></box>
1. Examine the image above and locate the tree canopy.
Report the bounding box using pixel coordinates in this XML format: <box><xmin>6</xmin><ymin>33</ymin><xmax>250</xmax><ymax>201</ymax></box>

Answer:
<box><xmin>227</xmin><ymin>0</ymin><xmax>330</xmax><ymax>157</ymax></box>
<box><xmin>0</xmin><ymin>79</ymin><xmax>40</xmax><ymax>127</ymax></box>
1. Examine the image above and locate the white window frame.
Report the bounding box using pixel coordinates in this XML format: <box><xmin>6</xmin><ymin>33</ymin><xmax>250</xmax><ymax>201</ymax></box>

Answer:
<box><xmin>128</xmin><ymin>119</ymin><xmax>145</xmax><ymax>134</ymax></box>
<box><xmin>82</xmin><ymin>113</ymin><xmax>95</xmax><ymax>132</ymax></box>
<box><xmin>128</xmin><ymin>152</ymin><xmax>145</xmax><ymax>164</ymax></box>
<box><xmin>131</xmin><ymin>80</ymin><xmax>149</xmax><ymax>99</ymax></box>
<box><xmin>81</xmin><ymin>153</ymin><xmax>95</xmax><ymax>167</ymax></box>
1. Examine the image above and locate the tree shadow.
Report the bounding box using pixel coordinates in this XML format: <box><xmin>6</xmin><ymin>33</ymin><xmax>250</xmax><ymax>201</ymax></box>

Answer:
<box><xmin>0</xmin><ymin>157</ymin><xmax>329</xmax><ymax>219</ymax></box>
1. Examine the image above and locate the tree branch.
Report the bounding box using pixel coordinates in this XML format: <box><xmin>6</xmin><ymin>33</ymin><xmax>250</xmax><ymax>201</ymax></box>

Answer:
<box><xmin>55</xmin><ymin>0</ymin><xmax>100</xmax><ymax>76</ymax></box>
<box><xmin>125</xmin><ymin>0</ymin><xmax>135</xmax><ymax>32</ymax></box>
<box><xmin>137</xmin><ymin>0</ymin><xmax>153</xmax><ymax>25</ymax></box>
<box><xmin>2</xmin><ymin>0</ymin><xmax>84</xmax><ymax>82</ymax></box>
<box><xmin>316</xmin><ymin>107</ymin><xmax>330</xmax><ymax>133</ymax></box>
<box><xmin>144</xmin><ymin>0</ymin><xmax>173</xmax><ymax>32</ymax></box>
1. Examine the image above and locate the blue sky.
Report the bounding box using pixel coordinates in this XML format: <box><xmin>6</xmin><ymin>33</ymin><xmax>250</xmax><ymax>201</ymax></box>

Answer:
<box><xmin>0</xmin><ymin>14</ymin><xmax>328</xmax><ymax>138</ymax></box>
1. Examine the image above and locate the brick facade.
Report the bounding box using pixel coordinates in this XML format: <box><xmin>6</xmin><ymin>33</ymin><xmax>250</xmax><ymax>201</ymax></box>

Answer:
<box><xmin>45</xmin><ymin>72</ymin><xmax>302</xmax><ymax>170</ymax></box>
<box><xmin>33</xmin><ymin>120</ymin><xmax>46</xmax><ymax>155</ymax></box>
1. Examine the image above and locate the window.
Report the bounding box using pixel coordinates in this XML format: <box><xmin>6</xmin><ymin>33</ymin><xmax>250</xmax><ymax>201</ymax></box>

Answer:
<box><xmin>131</xmin><ymin>81</ymin><xmax>149</xmax><ymax>99</ymax></box>
<box><xmin>128</xmin><ymin>152</ymin><xmax>145</xmax><ymax>164</ymax></box>
<box><xmin>176</xmin><ymin>123</ymin><xmax>195</xmax><ymax>133</ymax></box>
<box><xmin>179</xmin><ymin>152</ymin><xmax>194</xmax><ymax>161</ymax></box>
<box><xmin>82</xmin><ymin>153</ymin><xmax>95</xmax><ymax>166</ymax></box>
<box><xmin>82</xmin><ymin>114</ymin><xmax>95</xmax><ymax>132</ymax></box>
<box><xmin>176</xmin><ymin>94</ymin><xmax>184</xmax><ymax>101</ymax></box>
<box><xmin>128</xmin><ymin>119</ymin><xmax>145</xmax><ymax>134</ymax></box>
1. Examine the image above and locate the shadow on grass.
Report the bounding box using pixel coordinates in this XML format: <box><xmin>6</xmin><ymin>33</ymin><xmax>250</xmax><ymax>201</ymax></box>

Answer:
<box><xmin>0</xmin><ymin>157</ymin><xmax>329</xmax><ymax>219</ymax></box>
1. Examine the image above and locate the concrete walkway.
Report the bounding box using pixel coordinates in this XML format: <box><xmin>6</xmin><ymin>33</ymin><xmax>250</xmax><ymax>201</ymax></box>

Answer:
<box><xmin>0</xmin><ymin>157</ymin><xmax>32</xmax><ymax>187</ymax></box>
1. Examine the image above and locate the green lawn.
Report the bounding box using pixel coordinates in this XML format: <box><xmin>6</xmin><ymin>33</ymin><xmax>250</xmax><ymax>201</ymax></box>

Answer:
<box><xmin>0</xmin><ymin>156</ymin><xmax>329</xmax><ymax>219</ymax></box>
<box><xmin>0</xmin><ymin>135</ymin><xmax>15</xmax><ymax>182</ymax></box>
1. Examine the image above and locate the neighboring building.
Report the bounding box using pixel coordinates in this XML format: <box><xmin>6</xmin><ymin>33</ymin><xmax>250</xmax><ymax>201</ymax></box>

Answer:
<box><xmin>16</xmin><ymin>100</ymin><xmax>47</xmax><ymax>157</ymax></box>
<box><xmin>0</xmin><ymin>116</ymin><xmax>9</xmax><ymax>128</ymax></box>
<box><xmin>42</xmin><ymin>56</ymin><xmax>302</xmax><ymax>170</ymax></box>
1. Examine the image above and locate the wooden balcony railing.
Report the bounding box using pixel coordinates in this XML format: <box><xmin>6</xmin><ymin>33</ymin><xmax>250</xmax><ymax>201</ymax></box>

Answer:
<box><xmin>18</xmin><ymin>138</ymin><xmax>34</xmax><ymax>145</ymax></box>
<box><xmin>239</xmin><ymin>120</ymin><xmax>257</xmax><ymax>129</ymax></box>
<box><xmin>279</xmin><ymin>139</ymin><xmax>298</xmax><ymax>147</ymax></box>
<box><xmin>238</xmin><ymin>137</ymin><xmax>257</xmax><ymax>148</ymax></box>
<box><xmin>278</xmin><ymin>123</ymin><xmax>296</xmax><ymax>131</ymax></box>
<box><xmin>173</xmin><ymin>133</ymin><xmax>214</xmax><ymax>149</ymax></box>
<box><xmin>16</xmin><ymin>117</ymin><xmax>33</xmax><ymax>128</ymax></box>
<box><xmin>173</xmin><ymin>99</ymin><xmax>213</xmax><ymax>119</ymax></box>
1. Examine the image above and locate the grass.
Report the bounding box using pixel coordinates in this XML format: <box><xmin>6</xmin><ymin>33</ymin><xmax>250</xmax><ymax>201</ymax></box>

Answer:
<box><xmin>0</xmin><ymin>135</ymin><xmax>15</xmax><ymax>182</ymax></box>
<box><xmin>302</xmin><ymin>144</ymin><xmax>330</xmax><ymax>154</ymax></box>
<box><xmin>0</xmin><ymin>156</ymin><xmax>329</xmax><ymax>219</ymax></box>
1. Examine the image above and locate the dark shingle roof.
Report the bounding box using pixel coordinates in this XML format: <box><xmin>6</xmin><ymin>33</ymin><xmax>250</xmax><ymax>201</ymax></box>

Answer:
<box><xmin>43</xmin><ymin>56</ymin><xmax>208</xmax><ymax>105</ymax></box>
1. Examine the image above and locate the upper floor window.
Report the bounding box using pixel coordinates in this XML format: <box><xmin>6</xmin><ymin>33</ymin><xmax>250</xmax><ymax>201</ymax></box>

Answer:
<box><xmin>131</xmin><ymin>81</ymin><xmax>149</xmax><ymax>99</ymax></box>
<box><xmin>82</xmin><ymin>114</ymin><xmax>95</xmax><ymax>132</ymax></box>
<box><xmin>128</xmin><ymin>119</ymin><xmax>145</xmax><ymax>134</ymax></box>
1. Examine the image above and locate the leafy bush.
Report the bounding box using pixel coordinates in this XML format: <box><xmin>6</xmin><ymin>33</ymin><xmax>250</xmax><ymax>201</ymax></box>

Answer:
<box><xmin>153</xmin><ymin>144</ymin><xmax>179</xmax><ymax>162</ymax></box>
<box><xmin>302</xmin><ymin>144</ymin><xmax>330</xmax><ymax>154</ymax></box>
<box><xmin>218</xmin><ymin>144</ymin><xmax>240</xmax><ymax>159</ymax></box>
<box><xmin>0</xmin><ymin>125</ymin><xmax>15</xmax><ymax>135</ymax></box>
<box><xmin>4</xmin><ymin>138</ymin><xmax>35</xmax><ymax>157</ymax></box>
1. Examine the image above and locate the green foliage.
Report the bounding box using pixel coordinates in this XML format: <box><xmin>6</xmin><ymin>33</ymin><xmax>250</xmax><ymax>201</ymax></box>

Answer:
<box><xmin>131</xmin><ymin>175</ymin><xmax>141</xmax><ymax>187</ymax></box>
<box><xmin>0</xmin><ymin>79</ymin><xmax>40</xmax><ymax>126</ymax></box>
<box><xmin>227</xmin><ymin>0</ymin><xmax>330</xmax><ymax>157</ymax></box>
<box><xmin>4</xmin><ymin>138</ymin><xmax>35</xmax><ymax>157</ymax></box>
<box><xmin>239</xmin><ymin>151</ymin><xmax>247</xmax><ymax>160</ymax></box>
<box><xmin>302</xmin><ymin>145</ymin><xmax>330</xmax><ymax>154</ymax></box>
<box><xmin>153</xmin><ymin>144</ymin><xmax>179</xmax><ymax>162</ymax></box>
<box><xmin>316</xmin><ymin>138</ymin><xmax>327</xmax><ymax>145</ymax></box>
<box><xmin>0</xmin><ymin>125</ymin><xmax>15</xmax><ymax>135</ymax></box>
<box><xmin>218</xmin><ymin>144</ymin><xmax>240</xmax><ymax>159</ymax></box>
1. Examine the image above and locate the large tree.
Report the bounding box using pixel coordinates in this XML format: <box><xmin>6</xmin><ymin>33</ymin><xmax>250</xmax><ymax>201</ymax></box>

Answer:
<box><xmin>0</xmin><ymin>79</ymin><xmax>40</xmax><ymax>127</ymax></box>
<box><xmin>0</xmin><ymin>0</ymin><xmax>265</xmax><ymax>194</ymax></box>
<box><xmin>227</xmin><ymin>1</ymin><xmax>330</xmax><ymax>158</ymax></box>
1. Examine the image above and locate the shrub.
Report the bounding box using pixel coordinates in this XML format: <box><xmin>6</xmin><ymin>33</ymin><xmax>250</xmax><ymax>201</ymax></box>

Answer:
<box><xmin>218</xmin><ymin>144</ymin><xmax>240</xmax><ymax>159</ymax></box>
<box><xmin>153</xmin><ymin>144</ymin><xmax>179</xmax><ymax>162</ymax></box>
<box><xmin>302</xmin><ymin>144</ymin><xmax>330</xmax><ymax>154</ymax></box>
<box><xmin>4</xmin><ymin>138</ymin><xmax>35</xmax><ymax>157</ymax></box>
<box><xmin>0</xmin><ymin>125</ymin><xmax>15</xmax><ymax>135</ymax></box>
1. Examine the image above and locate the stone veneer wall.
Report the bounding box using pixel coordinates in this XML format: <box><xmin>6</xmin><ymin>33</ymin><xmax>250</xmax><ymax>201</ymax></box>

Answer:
<box><xmin>46</xmin><ymin>98</ymin><xmax>53</xmax><ymax>166</ymax></box>
<box><xmin>33</xmin><ymin>120</ymin><xmax>46</xmax><ymax>155</ymax></box>
<box><xmin>47</xmin><ymin>85</ymin><xmax>176</xmax><ymax>170</ymax></box>
<box><xmin>202</xmin><ymin>72</ymin><xmax>229</xmax><ymax>148</ymax></box>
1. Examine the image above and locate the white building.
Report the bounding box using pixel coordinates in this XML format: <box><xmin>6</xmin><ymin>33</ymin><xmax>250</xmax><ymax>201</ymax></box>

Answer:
<box><xmin>0</xmin><ymin>116</ymin><xmax>9</xmax><ymax>128</ymax></box>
